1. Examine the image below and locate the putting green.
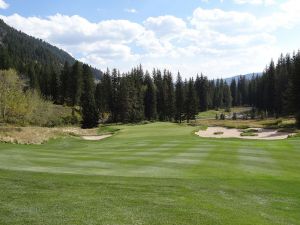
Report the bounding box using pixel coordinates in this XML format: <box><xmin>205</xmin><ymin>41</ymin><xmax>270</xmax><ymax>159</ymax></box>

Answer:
<box><xmin>0</xmin><ymin>122</ymin><xmax>300</xmax><ymax>225</ymax></box>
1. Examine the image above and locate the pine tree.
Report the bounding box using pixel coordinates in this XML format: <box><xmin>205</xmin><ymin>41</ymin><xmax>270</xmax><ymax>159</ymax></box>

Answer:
<box><xmin>144</xmin><ymin>71</ymin><xmax>157</xmax><ymax>121</ymax></box>
<box><xmin>27</xmin><ymin>62</ymin><xmax>39</xmax><ymax>91</ymax></box>
<box><xmin>266</xmin><ymin>60</ymin><xmax>276</xmax><ymax>114</ymax></box>
<box><xmin>118</xmin><ymin>77</ymin><xmax>130</xmax><ymax>123</ymax></box>
<box><xmin>175</xmin><ymin>72</ymin><xmax>184</xmax><ymax>123</ymax></box>
<box><xmin>110</xmin><ymin>68</ymin><xmax>120</xmax><ymax>122</ymax></box>
<box><xmin>60</xmin><ymin>61</ymin><xmax>71</xmax><ymax>104</ymax></box>
<box><xmin>185</xmin><ymin>78</ymin><xmax>197</xmax><ymax>123</ymax></box>
<box><xmin>223</xmin><ymin>82</ymin><xmax>232</xmax><ymax>110</ymax></box>
<box><xmin>50</xmin><ymin>69</ymin><xmax>61</xmax><ymax>103</ymax></box>
<box><xmin>230</xmin><ymin>79</ymin><xmax>237</xmax><ymax>106</ymax></box>
<box><xmin>70</xmin><ymin>61</ymin><xmax>83</xmax><ymax>106</ymax></box>
<box><xmin>132</xmin><ymin>65</ymin><xmax>145</xmax><ymax>121</ymax></box>
<box><xmin>164</xmin><ymin>70</ymin><xmax>175</xmax><ymax>121</ymax></box>
<box><xmin>153</xmin><ymin>69</ymin><xmax>165</xmax><ymax>121</ymax></box>
<box><xmin>195</xmin><ymin>74</ymin><xmax>209</xmax><ymax>112</ymax></box>
<box><xmin>292</xmin><ymin>51</ymin><xmax>300</xmax><ymax>127</ymax></box>
<box><xmin>80</xmin><ymin>64</ymin><xmax>98</xmax><ymax>128</ymax></box>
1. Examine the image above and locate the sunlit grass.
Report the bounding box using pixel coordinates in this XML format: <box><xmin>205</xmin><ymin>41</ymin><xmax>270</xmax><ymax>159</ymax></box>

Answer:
<box><xmin>0</xmin><ymin>122</ymin><xmax>300</xmax><ymax>225</ymax></box>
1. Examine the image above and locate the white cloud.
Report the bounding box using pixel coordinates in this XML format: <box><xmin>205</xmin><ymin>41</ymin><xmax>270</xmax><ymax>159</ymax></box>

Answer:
<box><xmin>234</xmin><ymin>0</ymin><xmax>275</xmax><ymax>5</ymax></box>
<box><xmin>190</xmin><ymin>7</ymin><xmax>256</xmax><ymax>32</ymax></box>
<box><xmin>0</xmin><ymin>0</ymin><xmax>9</xmax><ymax>9</ymax></box>
<box><xmin>144</xmin><ymin>15</ymin><xmax>186</xmax><ymax>37</ymax></box>
<box><xmin>124</xmin><ymin>8</ymin><xmax>137</xmax><ymax>13</ymax></box>
<box><xmin>0</xmin><ymin>0</ymin><xmax>299</xmax><ymax>78</ymax></box>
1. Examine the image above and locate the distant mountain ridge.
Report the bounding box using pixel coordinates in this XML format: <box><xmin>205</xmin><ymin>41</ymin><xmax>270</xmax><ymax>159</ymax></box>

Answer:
<box><xmin>224</xmin><ymin>72</ymin><xmax>262</xmax><ymax>84</ymax></box>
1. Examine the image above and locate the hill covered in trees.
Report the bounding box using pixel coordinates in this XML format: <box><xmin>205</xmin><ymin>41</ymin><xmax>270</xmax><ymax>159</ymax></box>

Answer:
<box><xmin>225</xmin><ymin>73</ymin><xmax>262</xmax><ymax>84</ymax></box>
<box><xmin>0</xmin><ymin>20</ymin><xmax>102</xmax><ymax>89</ymax></box>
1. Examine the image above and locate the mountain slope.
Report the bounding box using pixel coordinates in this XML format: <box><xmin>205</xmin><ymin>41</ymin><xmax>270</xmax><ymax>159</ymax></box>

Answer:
<box><xmin>0</xmin><ymin>19</ymin><xmax>102</xmax><ymax>79</ymax></box>
<box><xmin>224</xmin><ymin>72</ymin><xmax>262</xmax><ymax>83</ymax></box>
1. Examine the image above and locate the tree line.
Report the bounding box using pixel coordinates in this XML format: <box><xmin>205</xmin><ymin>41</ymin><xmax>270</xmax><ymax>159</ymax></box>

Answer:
<box><xmin>228</xmin><ymin>51</ymin><xmax>300</xmax><ymax>127</ymax></box>
<box><xmin>66</xmin><ymin>50</ymin><xmax>299</xmax><ymax>128</ymax></box>
<box><xmin>51</xmin><ymin>63</ymin><xmax>234</xmax><ymax>127</ymax></box>
<box><xmin>1</xmin><ymin>45</ymin><xmax>299</xmax><ymax>128</ymax></box>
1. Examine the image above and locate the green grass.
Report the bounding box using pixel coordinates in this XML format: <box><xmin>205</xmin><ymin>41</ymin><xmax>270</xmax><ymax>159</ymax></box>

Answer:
<box><xmin>240</xmin><ymin>129</ymin><xmax>259</xmax><ymax>137</ymax></box>
<box><xmin>97</xmin><ymin>125</ymin><xmax>120</xmax><ymax>135</ymax></box>
<box><xmin>240</xmin><ymin>132</ymin><xmax>258</xmax><ymax>137</ymax></box>
<box><xmin>0</xmin><ymin>122</ymin><xmax>300</xmax><ymax>225</ymax></box>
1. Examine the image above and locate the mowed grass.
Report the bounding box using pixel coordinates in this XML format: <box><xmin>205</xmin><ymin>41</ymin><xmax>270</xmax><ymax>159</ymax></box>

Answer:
<box><xmin>0</xmin><ymin>123</ymin><xmax>300</xmax><ymax>225</ymax></box>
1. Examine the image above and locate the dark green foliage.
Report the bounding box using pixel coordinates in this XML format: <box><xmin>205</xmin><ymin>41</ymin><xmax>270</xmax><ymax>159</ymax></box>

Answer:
<box><xmin>80</xmin><ymin>64</ymin><xmax>98</xmax><ymax>128</ymax></box>
<box><xmin>163</xmin><ymin>70</ymin><xmax>175</xmax><ymax>121</ymax></box>
<box><xmin>220</xmin><ymin>113</ymin><xmax>225</xmax><ymax>120</ymax></box>
<box><xmin>248</xmin><ymin>50</ymin><xmax>300</xmax><ymax>125</ymax></box>
<box><xmin>117</xmin><ymin>77</ymin><xmax>131</xmax><ymax>123</ymax></box>
<box><xmin>110</xmin><ymin>69</ymin><xmax>120</xmax><ymax>122</ymax></box>
<box><xmin>237</xmin><ymin>76</ymin><xmax>248</xmax><ymax>106</ymax></box>
<box><xmin>185</xmin><ymin>79</ymin><xmax>197</xmax><ymax>123</ymax></box>
<box><xmin>223</xmin><ymin>82</ymin><xmax>232</xmax><ymax>109</ymax></box>
<box><xmin>153</xmin><ymin>69</ymin><xmax>165</xmax><ymax>121</ymax></box>
<box><xmin>60</xmin><ymin>62</ymin><xmax>71</xmax><ymax>104</ymax></box>
<box><xmin>70</xmin><ymin>61</ymin><xmax>83</xmax><ymax>106</ymax></box>
<box><xmin>96</xmin><ymin>69</ymin><xmax>112</xmax><ymax>117</ymax></box>
<box><xmin>296</xmin><ymin>113</ymin><xmax>300</xmax><ymax>128</ymax></box>
<box><xmin>195</xmin><ymin>74</ymin><xmax>209</xmax><ymax>112</ymax></box>
<box><xmin>232</xmin><ymin>112</ymin><xmax>237</xmax><ymax>120</ymax></box>
<box><xmin>175</xmin><ymin>73</ymin><xmax>185</xmax><ymax>123</ymax></box>
<box><xmin>144</xmin><ymin>72</ymin><xmax>157</xmax><ymax>121</ymax></box>
<box><xmin>230</xmin><ymin>79</ymin><xmax>237</xmax><ymax>106</ymax></box>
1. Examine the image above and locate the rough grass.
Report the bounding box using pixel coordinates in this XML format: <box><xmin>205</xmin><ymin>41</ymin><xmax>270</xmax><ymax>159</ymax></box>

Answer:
<box><xmin>240</xmin><ymin>129</ymin><xmax>259</xmax><ymax>137</ymax></box>
<box><xmin>0</xmin><ymin>122</ymin><xmax>300</xmax><ymax>225</ymax></box>
<box><xmin>197</xmin><ymin>107</ymin><xmax>251</xmax><ymax>119</ymax></box>
<box><xmin>240</xmin><ymin>132</ymin><xmax>259</xmax><ymax>137</ymax></box>
<box><xmin>97</xmin><ymin>125</ymin><xmax>120</xmax><ymax>135</ymax></box>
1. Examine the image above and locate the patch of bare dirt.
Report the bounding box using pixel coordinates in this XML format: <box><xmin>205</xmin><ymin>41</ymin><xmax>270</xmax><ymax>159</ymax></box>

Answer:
<box><xmin>81</xmin><ymin>135</ymin><xmax>112</xmax><ymax>141</ymax></box>
<box><xmin>195</xmin><ymin>127</ymin><xmax>295</xmax><ymax>140</ymax></box>
<box><xmin>0</xmin><ymin>126</ymin><xmax>103</xmax><ymax>144</ymax></box>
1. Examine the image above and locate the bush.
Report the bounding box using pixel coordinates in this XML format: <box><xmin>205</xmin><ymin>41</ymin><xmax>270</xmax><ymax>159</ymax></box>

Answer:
<box><xmin>232</xmin><ymin>113</ymin><xmax>237</xmax><ymax>120</ymax></box>
<box><xmin>0</xmin><ymin>69</ymin><xmax>81</xmax><ymax>127</ymax></box>
<box><xmin>240</xmin><ymin>132</ymin><xmax>258</xmax><ymax>137</ymax></box>
<box><xmin>296</xmin><ymin>112</ymin><xmax>300</xmax><ymax>129</ymax></box>
<box><xmin>250</xmin><ymin>108</ymin><xmax>256</xmax><ymax>119</ymax></box>
<box><xmin>245</xmin><ymin>128</ymin><xmax>259</xmax><ymax>133</ymax></box>
<box><xmin>241</xmin><ymin>129</ymin><xmax>259</xmax><ymax>137</ymax></box>
<box><xmin>220</xmin><ymin>113</ymin><xmax>225</xmax><ymax>120</ymax></box>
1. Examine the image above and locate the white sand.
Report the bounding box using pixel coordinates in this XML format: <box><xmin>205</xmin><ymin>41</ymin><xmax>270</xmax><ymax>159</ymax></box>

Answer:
<box><xmin>195</xmin><ymin>127</ymin><xmax>294</xmax><ymax>140</ymax></box>
<box><xmin>81</xmin><ymin>135</ymin><xmax>112</xmax><ymax>141</ymax></box>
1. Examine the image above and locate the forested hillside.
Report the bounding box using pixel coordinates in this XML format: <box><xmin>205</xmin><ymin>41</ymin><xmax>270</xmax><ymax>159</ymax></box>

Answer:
<box><xmin>0</xmin><ymin>20</ymin><xmax>102</xmax><ymax>95</ymax></box>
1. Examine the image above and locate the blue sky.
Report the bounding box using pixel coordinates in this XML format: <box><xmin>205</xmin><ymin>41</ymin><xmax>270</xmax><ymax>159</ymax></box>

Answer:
<box><xmin>0</xmin><ymin>0</ymin><xmax>300</xmax><ymax>78</ymax></box>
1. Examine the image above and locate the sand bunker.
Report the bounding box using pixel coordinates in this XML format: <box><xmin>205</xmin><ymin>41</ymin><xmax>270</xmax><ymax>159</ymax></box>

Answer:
<box><xmin>81</xmin><ymin>135</ymin><xmax>112</xmax><ymax>141</ymax></box>
<box><xmin>196</xmin><ymin>127</ymin><xmax>294</xmax><ymax>140</ymax></box>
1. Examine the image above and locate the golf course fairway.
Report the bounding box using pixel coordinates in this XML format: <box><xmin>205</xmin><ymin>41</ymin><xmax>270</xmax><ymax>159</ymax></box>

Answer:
<box><xmin>0</xmin><ymin>122</ymin><xmax>299</xmax><ymax>225</ymax></box>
